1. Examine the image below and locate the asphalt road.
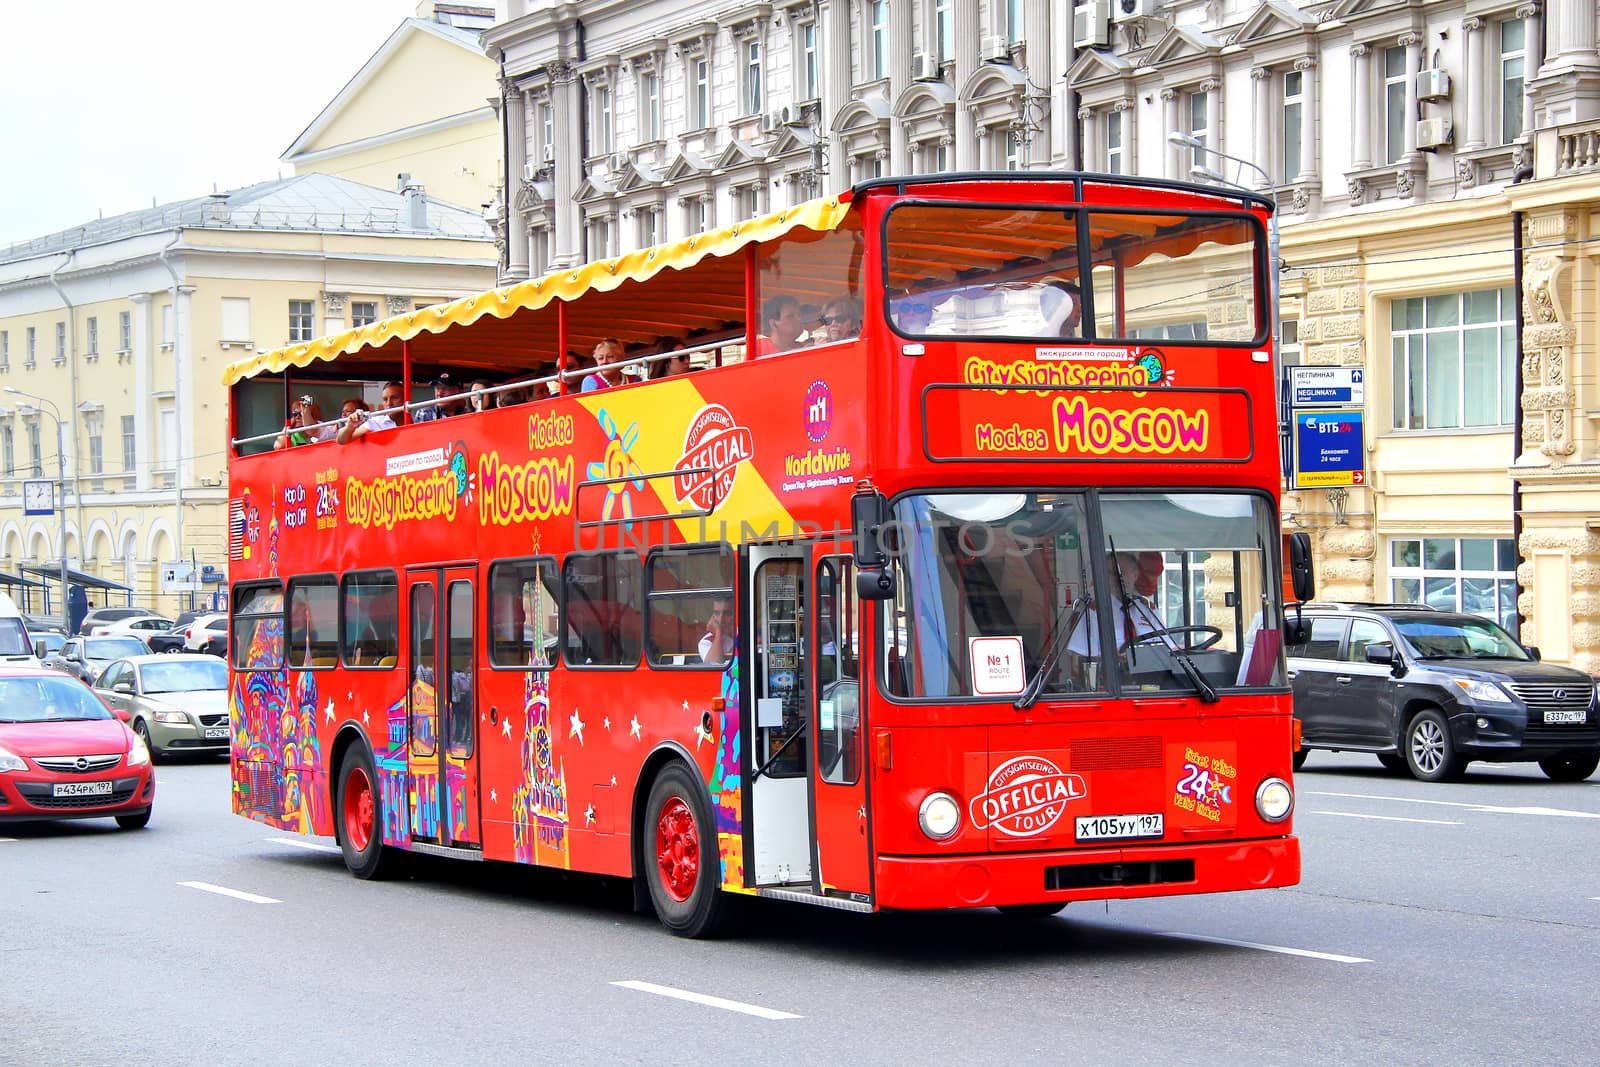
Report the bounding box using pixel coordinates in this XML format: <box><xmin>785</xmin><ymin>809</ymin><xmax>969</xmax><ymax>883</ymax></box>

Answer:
<box><xmin>3</xmin><ymin>751</ymin><xmax>1597</xmax><ymax>1066</ymax></box>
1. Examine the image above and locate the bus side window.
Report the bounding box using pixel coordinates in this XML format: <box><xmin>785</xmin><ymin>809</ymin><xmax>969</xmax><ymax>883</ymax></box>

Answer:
<box><xmin>488</xmin><ymin>557</ymin><xmax>562</xmax><ymax>670</ymax></box>
<box><xmin>562</xmin><ymin>552</ymin><xmax>643</xmax><ymax>668</ymax></box>
<box><xmin>231</xmin><ymin>583</ymin><xmax>285</xmax><ymax>671</ymax></box>
<box><xmin>341</xmin><ymin>569</ymin><xmax>398</xmax><ymax>669</ymax></box>
<box><xmin>644</xmin><ymin>545</ymin><xmax>734</xmax><ymax>669</ymax></box>
<box><xmin>287</xmin><ymin>575</ymin><xmax>338</xmax><ymax>669</ymax></box>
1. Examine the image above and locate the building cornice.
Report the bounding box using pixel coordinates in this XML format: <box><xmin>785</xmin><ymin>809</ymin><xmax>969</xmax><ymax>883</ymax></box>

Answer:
<box><xmin>283</xmin><ymin>107</ymin><xmax>497</xmax><ymax>165</ymax></box>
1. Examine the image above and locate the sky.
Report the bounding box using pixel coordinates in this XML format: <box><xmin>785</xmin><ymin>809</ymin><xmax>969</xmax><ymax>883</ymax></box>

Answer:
<box><xmin>0</xmin><ymin>0</ymin><xmax>426</xmax><ymax>247</ymax></box>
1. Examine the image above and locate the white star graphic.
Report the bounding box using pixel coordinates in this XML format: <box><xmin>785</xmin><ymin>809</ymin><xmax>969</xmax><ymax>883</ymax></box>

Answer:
<box><xmin>584</xmin><ymin>803</ymin><xmax>596</xmax><ymax>825</ymax></box>
<box><xmin>610</xmin><ymin>775</ymin><xmax>617</xmax><ymax>787</ymax></box>
<box><xmin>629</xmin><ymin>716</ymin><xmax>642</xmax><ymax>739</ymax></box>
<box><xmin>569</xmin><ymin>709</ymin><xmax>586</xmax><ymax>744</ymax></box>
<box><xmin>324</xmin><ymin>699</ymin><xmax>335</xmax><ymax>724</ymax></box>
<box><xmin>681</xmin><ymin>700</ymin><xmax>690</xmax><ymax>714</ymax></box>
<box><xmin>603</xmin><ymin>716</ymin><xmax>611</xmax><ymax>731</ymax></box>
<box><xmin>501</xmin><ymin>715</ymin><xmax>513</xmax><ymax>740</ymax></box>
<box><xmin>362</xmin><ymin>709</ymin><xmax>369</xmax><ymax>725</ymax></box>
<box><xmin>490</xmin><ymin>789</ymin><xmax>498</xmax><ymax>804</ymax></box>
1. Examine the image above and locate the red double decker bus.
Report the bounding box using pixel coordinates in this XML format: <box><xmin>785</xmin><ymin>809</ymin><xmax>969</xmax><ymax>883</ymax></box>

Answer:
<box><xmin>224</xmin><ymin>173</ymin><xmax>1306</xmax><ymax>936</ymax></box>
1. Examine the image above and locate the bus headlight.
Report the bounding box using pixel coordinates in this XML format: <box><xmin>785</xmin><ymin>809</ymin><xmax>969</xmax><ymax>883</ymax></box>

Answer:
<box><xmin>1255</xmin><ymin>777</ymin><xmax>1293</xmax><ymax>823</ymax></box>
<box><xmin>918</xmin><ymin>792</ymin><xmax>962</xmax><ymax>840</ymax></box>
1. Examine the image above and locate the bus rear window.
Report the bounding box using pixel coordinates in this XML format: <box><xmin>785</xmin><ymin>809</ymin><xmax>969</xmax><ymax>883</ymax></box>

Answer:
<box><xmin>232</xmin><ymin>584</ymin><xmax>284</xmax><ymax>671</ymax></box>
<box><xmin>1088</xmin><ymin>213</ymin><xmax>1260</xmax><ymax>343</ymax></box>
<box><xmin>288</xmin><ymin>576</ymin><xmax>339</xmax><ymax>669</ymax></box>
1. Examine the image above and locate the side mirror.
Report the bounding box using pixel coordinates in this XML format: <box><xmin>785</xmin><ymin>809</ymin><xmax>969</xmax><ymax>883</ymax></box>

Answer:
<box><xmin>113</xmin><ymin>680</ymin><xmax>135</xmax><ymax>695</ymax></box>
<box><xmin>113</xmin><ymin>708</ymin><xmax>131</xmax><ymax>723</ymax></box>
<box><xmin>1363</xmin><ymin>643</ymin><xmax>1394</xmax><ymax>666</ymax></box>
<box><xmin>851</xmin><ymin>488</ymin><xmax>897</xmax><ymax>601</ymax></box>
<box><xmin>1524</xmin><ymin>645</ymin><xmax>1541</xmax><ymax>661</ymax></box>
<box><xmin>856</xmin><ymin>566</ymin><xmax>896</xmax><ymax>601</ymax></box>
<box><xmin>33</xmin><ymin>640</ymin><xmax>46</xmax><ymax>659</ymax></box>
<box><xmin>1288</xmin><ymin>531</ymin><xmax>1315</xmax><ymax>603</ymax></box>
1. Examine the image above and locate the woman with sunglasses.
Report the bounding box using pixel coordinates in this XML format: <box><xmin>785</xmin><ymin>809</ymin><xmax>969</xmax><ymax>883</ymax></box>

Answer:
<box><xmin>814</xmin><ymin>297</ymin><xmax>862</xmax><ymax>346</ymax></box>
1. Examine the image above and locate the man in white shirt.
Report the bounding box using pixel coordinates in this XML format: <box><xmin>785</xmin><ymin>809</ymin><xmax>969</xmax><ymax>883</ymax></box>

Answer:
<box><xmin>1067</xmin><ymin>552</ymin><xmax>1161</xmax><ymax>657</ymax></box>
<box><xmin>698</xmin><ymin>597</ymin><xmax>735</xmax><ymax>666</ymax></box>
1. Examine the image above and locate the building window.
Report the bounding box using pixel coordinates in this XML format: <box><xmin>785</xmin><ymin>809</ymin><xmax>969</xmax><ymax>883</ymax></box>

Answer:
<box><xmin>935</xmin><ymin>0</ymin><xmax>953</xmax><ymax>63</ymax></box>
<box><xmin>351</xmin><ymin>301</ymin><xmax>377</xmax><ymax>327</ymax></box>
<box><xmin>1278</xmin><ymin>317</ymin><xmax>1302</xmax><ymax>410</ymax></box>
<box><xmin>54</xmin><ymin>322</ymin><xmax>65</xmax><ymax>361</ymax></box>
<box><xmin>26</xmin><ymin>327</ymin><xmax>36</xmax><ymax>366</ymax></box>
<box><xmin>693</xmin><ymin>60</ymin><xmax>710</xmax><ymax>128</ymax></box>
<box><xmin>1007</xmin><ymin>0</ymin><xmax>1024</xmax><ymax>43</ymax></box>
<box><xmin>119</xmin><ymin>310</ymin><xmax>131</xmax><ymax>351</ymax></box>
<box><xmin>87</xmin><ymin>418</ymin><xmax>103</xmax><ymax>475</ymax></box>
<box><xmin>872</xmin><ymin>0</ymin><xmax>889</xmax><ymax>79</ymax></box>
<box><xmin>1</xmin><ymin>426</ymin><xmax>12</xmax><ymax>477</ymax></box>
<box><xmin>640</xmin><ymin>72</ymin><xmax>660</xmax><ymax>141</ymax></box>
<box><xmin>744</xmin><ymin>40</ymin><xmax>763</xmax><ymax>115</ymax></box>
<box><xmin>636</xmin><ymin>207</ymin><xmax>659</xmax><ymax>248</ymax></box>
<box><xmin>1384</xmin><ymin>45</ymin><xmax>1408</xmax><ymax>164</ymax></box>
<box><xmin>288</xmin><ymin>300</ymin><xmax>315</xmax><ymax>343</ymax></box>
<box><xmin>1004</xmin><ymin>128</ymin><xmax>1022</xmax><ymax>170</ymax></box>
<box><xmin>540</xmin><ymin>103</ymin><xmax>554</xmax><ymax>156</ymax></box>
<box><xmin>1282</xmin><ymin>70</ymin><xmax>1303</xmax><ymax>182</ymax></box>
<box><xmin>684</xmin><ymin>196</ymin><xmax>709</xmax><ymax>234</ymax></box>
<box><xmin>1</xmin><ymin>330</ymin><xmax>8</xmax><ymax>368</ymax></box>
<box><xmin>1106</xmin><ymin>111</ymin><xmax>1123</xmax><ymax>174</ymax></box>
<box><xmin>594</xmin><ymin>86</ymin><xmax>613</xmax><ymax>152</ymax></box>
<box><xmin>1500</xmin><ymin>18</ymin><xmax>1526</xmax><ymax>145</ymax></box>
<box><xmin>801</xmin><ymin>22</ymin><xmax>818</xmax><ymax>100</ymax></box>
<box><xmin>27</xmin><ymin>421</ymin><xmax>41</xmax><ymax>477</ymax></box>
<box><xmin>1186</xmin><ymin>89</ymin><xmax>1209</xmax><ymax>169</ymax></box>
<box><xmin>1390</xmin><ymin>537</ymin><xmax>1518</xmax><ymax>635</ymax></box>
<box><xmin>587</xmin><ymin>216</ymin><xmax>613</xmax><ymax>259</ymax></box>
<box><xmin>122</xmin><ymin>415</ymin><xmax>135</xmax><ymax>472</ymax></box>
<box><xmin>86</xmin><ymin>317</ymin><xmax>98</xmax><ymax>356</ymax></box>
<box><xmin>1391</xmin><ymin>287</ymin><xmax>1516</xmax><ymax>430</ymax></box>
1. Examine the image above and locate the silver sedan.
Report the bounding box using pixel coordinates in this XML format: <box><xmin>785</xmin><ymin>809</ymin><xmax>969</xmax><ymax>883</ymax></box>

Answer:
<box><xmin>94</xmin><ymin>654</ymin><xmax>229</xmax><ymax>761</ymax></box>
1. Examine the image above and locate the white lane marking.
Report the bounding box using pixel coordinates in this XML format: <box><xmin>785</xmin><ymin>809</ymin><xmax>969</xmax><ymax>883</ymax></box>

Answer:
<box><xmin>1306</xmin><ymin>790</ymin><xmax>1600</xmax><ymax>819</ymax></box>
<box><xmin>264</xmin><ymin>836</ymin><xmax>343</xmax><ymax>855</ymax></box>
<box><xmin>611</xmin><ymin>980</ymin><xmax>801</xmax><ymax>1020</ymax></box>
<box><xmin>1310</xmin><ymin>810</ymin><xmax>1461</xmax><ymax>826</ymax></box>
<box><xmin>1157</xmin><ymin>931</ymin><xmax>1372</xmax><ymax>964</ymax></box>
<box><xmin>178</xmin><ymin>881</ymin><xmax>281</xmax><ymax>905</ymax></box>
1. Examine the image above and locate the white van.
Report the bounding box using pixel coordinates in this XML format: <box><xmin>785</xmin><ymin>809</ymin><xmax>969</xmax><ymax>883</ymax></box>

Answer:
<box><xmin>0</xmin><ymin>591</ymin><xmax>40</xmax><ymax>666</ymax></box>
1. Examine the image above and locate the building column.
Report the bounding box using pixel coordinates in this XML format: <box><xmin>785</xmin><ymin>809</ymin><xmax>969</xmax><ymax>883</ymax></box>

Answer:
<box><xmin>1118</xmin><ymin>100</ymin><xmax>1136</xmax><ymax>173</ymax></box>
<box><xmin>1161</xmin><ymin>88</ymin><xmax>1181</xmax><ymax>178</ymax></box>
<box><xmin>1461</xmin><ymin>18</ymin><xmax>1487</xmax><ymax>150</ymax></box>
<box><xmin>1350</xmin><ymin>45</ymin><xmax>1372</xmax><ymax>168</ymax></box>
<box><xmin>321</xmin><ymin>291</ymin><xmax>346</xmax><ymax>337</ymax></box>
<box><xmin>551</xmin><ymin>62</ymin><xmax>581</xmax><ymax>269</ymax></box>
<box><xmin>1519</xmin><ymin>3</ymin><xmax>1544</xmax><ymax>141</ymax></box>
<box><xmin>1250</xmin><ymin>66</ymin><xmax>1272</xmax><ymax>183</ymax></box>
<box><xmin>174</xmin><ymin>284</ymin><xmax>194</xmax><ymax>510</ymax></box>
<box><xmin>130</xmin><ymin>295</ymin><xmax>151</xmax><ymax>491</ymax></box>
<box><xmin>823</xmin><ymin>0</ymin><xmax>852</xmax><ymax>188</ymax></box>
<box><xmin>954</xmin><ymin>0</ymin><xmax>980</xmax><ymax>170</ymax></box>
<box><xmin>1401</xmin><ymin>32</ymin><xmax>1423</xmax><ymax>158</ymax></box>
<box><xmin>1297</xmin><ymin>56</ymin><xmax>1319</xmax><ymax>183</ymax></box>
<box><xmin>504</xmin><ymin>82</ymin><xmax>531</xmax><ymax>281</ymax></box>
<box><xmin>889</xmin><ymin>0</ymin><xmax>912</xmax><ymax>173</ymax></box>
<box><xmin>1079</xmin><ymin>105</ymin><xmax>1098</xmax><ymax>170</ymax></box>
<box><xmin>1024</xmin><ymin>0</ymin><xmax>1052</xmax><ymax>166</ymax></box>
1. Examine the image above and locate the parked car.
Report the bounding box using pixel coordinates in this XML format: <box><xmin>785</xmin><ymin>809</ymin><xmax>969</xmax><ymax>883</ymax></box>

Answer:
<box><xmin>0</xmin><ymin>595</ymin><xmax>37</xmax><ymax>668</ymax></box>
<box><xmin>29</xmin><ymin>632</ymin><xmax>68</xmax><ymax>660</ymax></box>
<box><xmin>22</xmin><ymin>613</ymin><xmax>68</xmax><ymax>636</ymax></box>
<box><xmin>42</xmin><ymin>635</ymin><xmax>152</xmax><ymax>685</ymax></box>
<box><xmin>145</xmin><ymin>623</ymin><xmax>190</xmax><ymax>655</ymax></box>
<box><xmin>201</xmin><ymin>630</ymin><xmax>228</xmax><ymax>659</ymax></box>
<box><xmin>94</xmin><ymin>654</ymin><xmax>229</xmax><ymax>761</ymax></box>
<box><xmin>76</xmin><ymin>606</ymin><xmax>164</xmax><ymax>636</ymax></box>
<box><xmin>183</xmin><ymin>613</ymin><xmax>229</xmax><ymax>653</ymax></box>
<box><xmin>1288</xmin><ymin>602</ymin><xmax>1600</xmax><ymax>782</ymax></box>
<box><xmin>89</xmin><ymin>616</ymin><xmax>173</xmax><ymax>639</ymax></box>
<box><xmin>0</xmin><ymin>666</ymin><xmax>154</xmax><ymax>829</ymax></box>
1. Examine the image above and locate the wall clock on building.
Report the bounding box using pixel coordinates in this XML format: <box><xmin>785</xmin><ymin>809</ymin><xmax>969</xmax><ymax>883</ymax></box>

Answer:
<box><xmin>23</xmin><ymin>480</ymin><xmax>54</xmax><ymax>515</ymax></box>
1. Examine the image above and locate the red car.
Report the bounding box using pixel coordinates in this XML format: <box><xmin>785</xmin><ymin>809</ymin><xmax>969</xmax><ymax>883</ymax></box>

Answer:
<box><xmin>0</xmin><ymin>667</ymin><xmax>154</xmax><ymax>829</ymax></box>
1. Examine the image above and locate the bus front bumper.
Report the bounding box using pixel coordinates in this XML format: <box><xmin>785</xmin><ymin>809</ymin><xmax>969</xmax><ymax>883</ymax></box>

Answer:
<box><xmin>874</xmin><ymin>836</ymin><xmax>1300</xmax><ymax>910</ymax></box>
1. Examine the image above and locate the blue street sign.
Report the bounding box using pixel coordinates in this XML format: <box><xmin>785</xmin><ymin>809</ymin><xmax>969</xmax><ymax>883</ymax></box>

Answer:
<box><xmin>1289</xmin><ymin>366</ymin><xmax>1365</xmax><ymax>407</ymax></box>
<box><xmin>1293</xmin><ymin>409</ymin><xmax>1366</xmax><ymax>490</ymax></box>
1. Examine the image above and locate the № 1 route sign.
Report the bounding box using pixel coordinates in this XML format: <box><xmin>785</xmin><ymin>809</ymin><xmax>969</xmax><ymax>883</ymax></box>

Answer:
<box><xmin>1292</xmin><ymin>409</ymin><xmax>1366</xmax><ymax>490</ymax></box>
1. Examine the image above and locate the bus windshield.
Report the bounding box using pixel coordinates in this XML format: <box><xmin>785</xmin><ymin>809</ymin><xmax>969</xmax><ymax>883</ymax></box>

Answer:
<box><xmin>883</xmin><ymin>491</ymin><xmax>1285</xmax><ymax>701</ymax></box>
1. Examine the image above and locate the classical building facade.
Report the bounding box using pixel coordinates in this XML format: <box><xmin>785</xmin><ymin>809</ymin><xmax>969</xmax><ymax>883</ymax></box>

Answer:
<box><xmin>282</xmin><ymin>3</ymin><xmax>502</xmax><ymax>213</ymax></box>
<box><xmin>484</xmin><ymin>0</ymin><xmax>1600</xmax><ymax>670</ymax></box>
<box><xmin>0</xmin><ymin>173</ymin><xmax>495</xmax><ymax>618</ymax></box>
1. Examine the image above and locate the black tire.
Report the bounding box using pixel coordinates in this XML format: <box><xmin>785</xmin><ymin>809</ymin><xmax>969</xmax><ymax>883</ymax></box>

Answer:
<box><xmin>116</xmin><ymin>808</ymin><xmax>151</xmax><ymax>830</ymax></box>
<box><xmin>1376</xmin><ymin>753</ymin><xmax>1408</xmax><ymax>774</ymax></box>
<box><xmin>1292</xmin><ymin>748</ymin><xmax>1309</xmax><ymax>771</ymax></box>
<box><xmin>134</xmin><ymin>719</ymin><xmax>162</xmax><ymax>763</ymax></box>
<box><xmin>1404</xmin><ymin>708</ymin><xmax>1465</xmax><ymax>782</ymax></box>
<box><xmin>1538</xmin><ymin>751</ymin><xmax>1600</xmax><ymax>782</ymax></box>
<box><xmin>336</xmin><ymin>744</ymin><xmax>405</xmax><ymax>880</ymax></box>
<box><xmin>641</xmin><ymin>762</ymin><xmax>729</xmax><ymax>938</ymax></box>
<box><xmin>997</xmin><ymin>902</ymin><xmax>1067</xmax><ymax>918</ymax></box>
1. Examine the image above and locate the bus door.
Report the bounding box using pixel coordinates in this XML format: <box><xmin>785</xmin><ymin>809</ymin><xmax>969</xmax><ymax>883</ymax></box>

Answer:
<box><xmin>405</xmin><ymin>566</ymin><xmax>481</xmax><ymax>849</ymax></box>
<box><xmin>745</xmin><ymin>544</ymin><xmax>811</xmax><ymax>885</ymax></box>
<box><xmin>811</xmin><ymin>551</ymin><xmax>871</xmax><ymax>898</ymax></box>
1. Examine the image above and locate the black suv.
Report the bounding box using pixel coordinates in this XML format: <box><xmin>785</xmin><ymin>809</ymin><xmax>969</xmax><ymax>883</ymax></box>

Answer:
<box><xmin>1288</xmin><ymin>603</ymin><xmax>1598</xmax><ymax>782</ymax></box>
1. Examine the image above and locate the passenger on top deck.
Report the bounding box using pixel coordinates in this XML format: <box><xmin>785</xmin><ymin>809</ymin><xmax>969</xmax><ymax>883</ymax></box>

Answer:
<box><xmin>815</xmin><ymin>297</ymin><xmax>862</xmax><ymax>345</ymax></box>
<box><xmin>650</xmin><ymin>338</ymin><xmax>690</xmax><ymax>379</ymax></box>
<box><xmin>582</xmin><ymin>338</ymin><xmax>625</xmax><ymax>391</ymax></box>
<box><xmin>755</xmin><ymin>295</ymin><xmax>804</xmax><ymax>356</ymax></box>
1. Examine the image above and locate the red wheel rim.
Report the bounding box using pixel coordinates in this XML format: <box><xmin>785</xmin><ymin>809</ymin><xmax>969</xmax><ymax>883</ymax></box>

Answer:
<box><xmin>655</xmin><ymin>795</ymin><xmax>700</xmax><ymax>903</ymax></box>
<box><xmin>344</xmin><ymin>765</ymin><xmax>375</xmax><ymax>853</ymax></box>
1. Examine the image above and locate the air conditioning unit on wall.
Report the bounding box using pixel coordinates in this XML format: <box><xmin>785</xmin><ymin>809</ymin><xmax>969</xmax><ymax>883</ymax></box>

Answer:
<box><xmin>1417</xmin><ymin>117</ymin><xmax>1454</xmax><ymax>150</ymax></box>
<box><xmin>912</xmin><ymin>52</ymin><xmax>942</xmax><ymax>81</ymax></box>
<box><xmin>981</xmin><ymin>35</ymin><xmax>1011</xmax><ymax>63</ymax></box>
<box><xmin>1416</xmin><ymin>69</ymin><xmax>1451</xmax><ymax>101</ymax></box>
<box><xmin>1113</xmin><ymin>0</ymin><xmax>1160</xmax><ymax>22</ymax></box>
<box><xmin>1075</xmin><ymin>1</ymin><xmax>1112</xmax><ymax>49</ymax></box>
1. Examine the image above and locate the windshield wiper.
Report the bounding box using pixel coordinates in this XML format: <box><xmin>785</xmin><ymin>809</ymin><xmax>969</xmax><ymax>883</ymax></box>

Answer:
<box><xmin>1120</xmin><ymin>608</ymin><xmax>1220</xmax><ymax>704</ymax></box>
<box><xmin>1015</xmin><ymin>595</ymin><xmax>1092</xmax><ymax>710</ymax></box>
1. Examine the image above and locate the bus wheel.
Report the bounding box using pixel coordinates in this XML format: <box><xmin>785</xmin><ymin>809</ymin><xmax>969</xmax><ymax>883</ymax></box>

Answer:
<box><xmin>336</xmin><ymin>745</ymin><xmax>404</xmax><ymax>880</ymax></box>
<box><xmin>996</xmin><ymin>903</ymin><xmax>1066</xmax><ymax>918</ymax></box>
<box><xmin>643</xmin><ymin>762</ymin><xmax>728</xmax><ymax>938</ymax></box>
